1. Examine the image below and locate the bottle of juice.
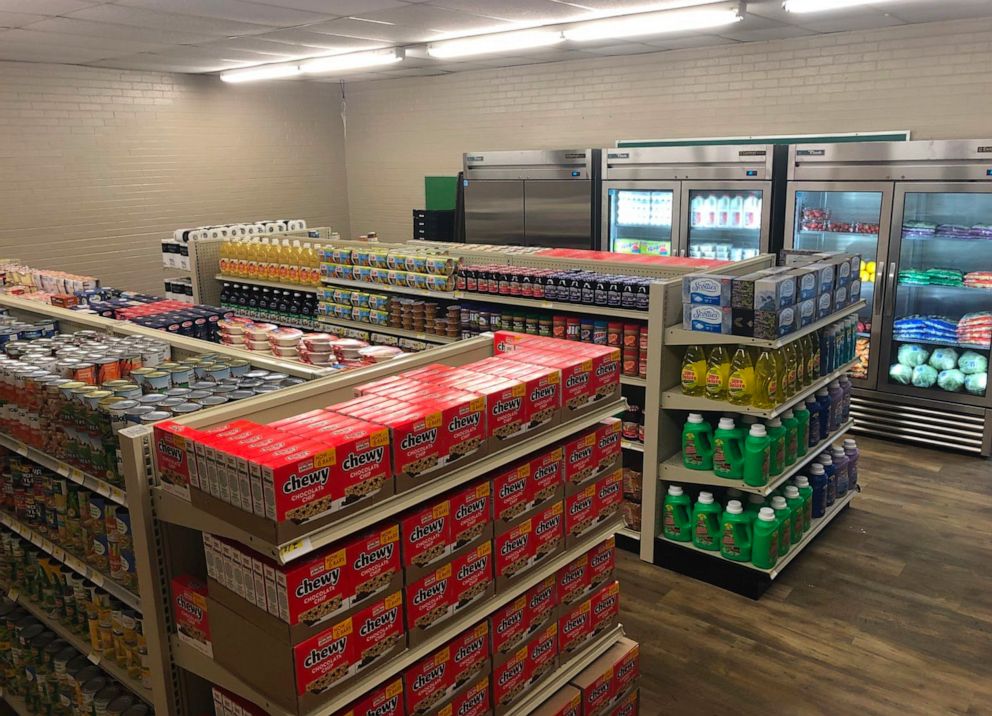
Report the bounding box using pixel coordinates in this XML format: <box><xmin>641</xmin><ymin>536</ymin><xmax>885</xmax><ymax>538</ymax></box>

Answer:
<box><xmin>770</xmin><ymin>496</ymin><xmax>791</xmax><ymax>556</ymax></box>
<box><xmin>805</xmin><ymin>396</ymin><xmax>821</xmax><ymax>447</ymax></box>
<box><xmin>772</xmin><ymin>349</ymin><xmax>787</xmax><ymax>402</ymax></box>
<box><xmin>682</xmin><ymin>413</ymin><xmax>714</xmax><ymax>471</ymax></box>
<box><xmin>793</xmin><ymin>475</ymin><xmax>813</xmax><ymax>531</ymax></box>
<box><xmin>662</xmin><ymin>485</ymin><xmax>693</xmax><ymax>542</ymax></box>
<box><xmin>791</xmin><ymin>403</ymin><xmax>809</xmax><ymax>457</ymax></box>
<box><xmin>286</xmin><ymin>240</ymin><xmax>304</xmax><ymax>284</ymax></box>
<box><xmin>843</xmin><ymin>438</ymin><xmax>860</xmax><ymax>491</ymax></box>
<box><xmin>692</xmin><ymin>492</ymin><xmax>722</xmax><ymax>551</ymax></box>
<box><xmin>705</xmin><ymin>345</ymin><xmax>732</xmax><ymax>401</ymax></box>
<box><xmin>727</xmin><ymin>347</ymin><xmax>754</xmax><ymax>405</ymax></box>
<box><xmin>681</xmin><ymin>345</ymin><xmax>708</xmax><ymax>397</ymax></box>
<box><xmin>783</xmin><ymin>485</ymin><xmax>804</xmax><ymax>545</ymax></box>
<box><xmin>743</xmin><ymin>424</ymin><xmax>770</xmax><ymax>487</ymax></box>
<box><xmin>752</xmin><ymin>349</ymin><xmax>779</xmax><ymax>409</ymax></box>
<box><xmin>751</xmin><ymin>507</ymin><xmax>779</xmax><ymax>569</ymax></box>
<box><xmin>713</xmin><ymin>417</ymin><xmax>744</xmax><ymax>479</ymax></box>
<box><xmin>808</xmin><ymin>464</ymin><xmax>827</xmax><ymax>518</ymax></box>
<box><xmin>720</xmin><ymin>500</ymin><xmax>752</xmax><ymax>562</ymax></box>
<box><xmin>765</xmin><ymin>418</ymin><xmax>786</xmax><ymax>477</ymax></box>
<box><xmin>780</xmin><ymin>409</ymin><xmax>799</xmax><ymax>466</ymax></box>
<box><xmin>218</xmin><ymin>237</ymin><xmax>233</xmax><ymax>275</ymax></box>
<box><xmin>782</xmin><ymin>342</ymin><xmax>798</xmax><ymax>398</ymax></box>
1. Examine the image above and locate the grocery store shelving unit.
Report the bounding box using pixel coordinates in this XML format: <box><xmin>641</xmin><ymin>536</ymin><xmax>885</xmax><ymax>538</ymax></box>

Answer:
<box><xmin>651</xmin><ymin>278</ymin><xmax>864</xmax><ymax>598</ymax></box>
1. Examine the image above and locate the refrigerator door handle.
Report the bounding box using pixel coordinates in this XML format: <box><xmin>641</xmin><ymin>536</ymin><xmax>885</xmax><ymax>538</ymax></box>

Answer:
<box><xmin>873</xmin><ymin>261</ymin><xmax>887</xmax><ymax>319</ymax></box>
<box><xmin>883</xmin><ymin>260</ymin><xmax>898</xmax><ymax>318</ymax></box>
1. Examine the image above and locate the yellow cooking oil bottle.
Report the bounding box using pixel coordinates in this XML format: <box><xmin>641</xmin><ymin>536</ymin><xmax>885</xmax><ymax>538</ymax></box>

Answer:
<box><xmin>705</xmin><ymin>345</ymin><xmax>732</xmax><ymax>400</ymax></box>
<box><xmin>727</xmin><ymin>346</ymin><xmax>755</xmax><ymax>405</ymax></box>
<box><xmin>752</xmin><ymin>348</ymin><xmax>779</xmax><ymax>409</ymax></box>
<box><xmin>681</xmin><ymin>345</ymin><xmax>708</xmax><ymax>397</ymax></box>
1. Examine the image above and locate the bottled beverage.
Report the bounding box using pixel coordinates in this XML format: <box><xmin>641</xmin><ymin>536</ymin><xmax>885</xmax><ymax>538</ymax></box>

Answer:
<box><xmin>752</xmin><ymin>349</ymin><xmax>779</xmax><ymax>409</ymax></box>
<box><xmin>780</xmin><ymin>409</ymin><xmax>799</xmax><ymax>466</ymax></box>
<box><xmin>766</xmin><ymin>418</ymin><xmax>786</xmax><ymax>477</ymax></box>
<box><xmin>730</xmin><ymin>195</ymin><xmax>744</xmax><ymax>227</ymax></box>
<box><xmin>705</xmin><ymin>345</ymin><xmax>732</xmax><ymax>400</ymax></box>
<box><xmin>727</xmin><ymin>347</ymin><xmax>754</xmax><ymax>405</ymax></box>
<box><xmin>782</xmin><ymin>342</ymin><xmax>799</xmax><ymax>398</ymax></box>
<box><xmin>713</xmin><ymin>417</ymin><xmax>745</xmax><ymax>479</ymax></box>
<box><xmin>662</xmin><ymin>485</ymin><xmax>693</xmax><ymax>542</ymax></box>
<box><xmin>682</xmin><ymin>413</ymin><xmax>714</xmax><ymax>471</ymax></box>
<box><xmin>807</xmin><ymin>464</ymin><xmax>827</xmax><ymax>518</ymax></box>
<box><xmin>793</xmin><ymin>475</ymin><xmax>813</xmax><ymax>531</ymax></box>
<box><xmin>831</xmin><ymin>446</ymin><xmax>849</xmax><ymax>497</ymax></box>
<box><xmin>843</xmin><ymin>438</ymin><xmax>860</xmax><ymax>491</ymax></box>
<box><xmin>692</xmin><ymin>492</ymin><xmax>722</xmax><ymax>551</ymax></box>
<box><xmin>681</xmin><ymin>345</ymin><xmax>708</xmax><ymax>397</ymax></box>
<box><xmin>743</xmin><ymin>424</ymin><xmax>770</xmax><ymax>487</ymax></box>
<box><xmin>770</xmin><ymin>496</ymin><xmax>791</xmax><ymax>556</ymax></box>
<box><xmin>720</xmin><ymin>500</ymin><xmax>752</xmax><ymax>562</ymax></box>
<box><xmin>817</xmin><ymin>454</ymin><xmax>836</xmax><ymax>507</ymax></box>
<box><xmin>751</xmin><ymin>508</ymin><xmax>779</xmax><ymax>569</ymax></box>
<box><xmin>783</xmin><ymin>486</ymin><xmax>804</xmax><ymax>545</ymax></box>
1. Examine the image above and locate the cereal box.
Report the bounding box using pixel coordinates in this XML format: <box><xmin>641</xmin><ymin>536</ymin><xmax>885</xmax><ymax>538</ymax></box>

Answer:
<box><xmin>341</xmin><ymin>678</ymin><xmax>404</xmax><ymax>716</ymax></box>
<box><xmin>405</xmin><ymin>646</ymin><xmax>454</xmax><ymax>716</ymax></box>
<box><xmin>172</xmin><ymin>574</ymin><xmax>211</xmax><ymax>657</ymax></box>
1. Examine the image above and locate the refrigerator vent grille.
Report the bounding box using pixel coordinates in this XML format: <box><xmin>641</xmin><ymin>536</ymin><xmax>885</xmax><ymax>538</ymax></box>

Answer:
<box><xmin>850</xmin><ymin>395</ymin><xmax>988</xmax><ymax>454</ymax></box>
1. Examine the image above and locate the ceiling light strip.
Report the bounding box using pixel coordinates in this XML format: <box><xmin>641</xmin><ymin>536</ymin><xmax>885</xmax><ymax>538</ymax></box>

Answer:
<box><xmin>563</xmin><ymin>1</ymin><xmax>744</xmax><ymax>42</ymax></box>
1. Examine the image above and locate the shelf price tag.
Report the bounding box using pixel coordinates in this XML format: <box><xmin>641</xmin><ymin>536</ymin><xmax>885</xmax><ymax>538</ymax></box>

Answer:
<box><xmin>277</xmin><ymin>537</ymin><xmax>311</xmax><ymax>563</ymax></box>
<box><xmin>7</xmin><ymin>588</ymin><xmax>18</xmax><ymax>601</ymax></box>
<box><xmin>69</xmin><ymin>468</ymin><xmax>86</xmax><ymax>483</ymax></box>
<box><xmin>109</xmin><ymin>487</ymin><xmax>127</xmax><ymax>504</ymax></box>
<box><xmin>86</xmin><ymin>568</ymin><xmax>105</xmax><ymax>587</ymax></box>
<box><xmin>87</xmin><ymin>652</ymin><xmax>101</xmax><ymax>666</ymax></box>
<box><xmin>540</xmin><ymin>301</ymin><xmax>553</xmax><ymax>308</ymax></box>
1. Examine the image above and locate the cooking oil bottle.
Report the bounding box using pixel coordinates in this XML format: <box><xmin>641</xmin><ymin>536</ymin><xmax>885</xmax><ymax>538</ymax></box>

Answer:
<box><xmin>681</xmin><ymin>345</ymin><xmax>708</xmax><ymax>397</ymax></box>
<box><xmin>752</xmin><ymin>348</ymin><xmax>779</xmax><ymax>409</ymax></box>
<box><xmin>705</xmin><ymin>345</ymin><xmax>732</xmax><ymax>401</ymax></box>
<box><xmin>727</xmin><ymin>346</ymin><xmax>755</xmax><ymax>405</ymax></box>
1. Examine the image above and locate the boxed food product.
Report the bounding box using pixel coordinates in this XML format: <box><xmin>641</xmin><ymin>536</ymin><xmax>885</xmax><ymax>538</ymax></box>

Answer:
<box><xmin>213</xmin><ymin>684</ymin><xmax>272</xmax><ymax>716</ymax></box>
<box><xmin>466</xmin><ymin>356</ymin><xmax>561</xmax><ymax>436</ymax></box>
<box><xmin>610</xmin><ymin>688</ymin><xmax>638</xmax><ymax>716</ymax></box>
<box><xmin>528</xmin><ymin>620</ymin><xmax>559</xmax><ymax>686</ymax></box>
<box><xmin>569</xmin><ymin>652</ymin><xmax>614</xmax><ymax>716</ymax></box>
<box><xmin>609</xmin><ymin>638</ymin><xmax>641</xmax><ymax>697</ymax></box>
<box><xmin>562</xmin><ymin>421</ymin><xmax>620</xmax><ymax>494</ymax></box>
<box><xmin>557</xmin><ymin>552</ymin><xmax>591</xmax><ymax>608</ymax></box>
<box><xmin>525</xmin><ymin>575</ymin><xmax>558</xmax><ymax>638</ymax></box>
<box><xmin>450</xmin><ymin>481</ymin><xmax>492</xmax><ymax>551</ymax></box>
<box><xmin>341</xmin><ymin>678</ymin><xmax>404</xmax><ymax>716</ymax></box>
<box><xmin>565</xmin><ymin>484</ymin><xmax>597</xmax><ymax>546</ymax></box>
<box><xmin>405</xmin><ymin>644</ymin><xmax>454</xmax><ymax>715</ymax></box>
<box><xmin>495</xmin><ymin>518</ymin><xmax>534</xmax><ymax>590</ymax></box>
<box><xmin>532</xmin><ymin>501</ymin><xmax>564</xmax><ymax>567</ymax></box>
<box><xmin>787</xmin><ymin>267</ymin><xmax>819</xmax><ymax>302</ymax></box>
<box><xmin>492</xmin><ymin>643</ymin><xmax>529</xmax><ymax>715</ymax></box>
<box><xmin>431</xmin><ymin>675</ymin><xmax>490</xmax><ymax>716</ymax></box>
<box><xmin>681</xmin><ymin>273</ymin><xmax>734</xmax><ymax>306</ymax></box>
<box><xmin>754</xmin><ymin>274</ymin><xmax>797</xmax><ymax>311</ymax></box>
<box><xmin>493</xmin><ymin>461</ymin><xmax>532</xmax><ymax>525</ymax></box>
<box><xmin>594</xmin><ymin>469</ymin><xmax>623</xmax><ymax>527</ymax></box>
<box><xmin>588</xmin><ymin>537</ymin><xmax>617</xmax><ymax>593</ymax></box>
<box><xmin>531</xmin><ymin>685</ymin><xmax>581</xmax><ymax>716</ymax></box>
<box><xmin>528</xmin><ymin>446</ymin><xmax>565</xmax><ymax>513</ymax></box>
<box><xmin>797</xmin><ymin>298</ymin><xmax>816</xmax><ymax>328</ymax></box>
<box><xmin>402</xmin><ymin>499</ymin><xmax>454</xmax><ymax>574</ymax></box>
<box><xmin>448</xmin><ymin>621</ymin><xmax>491</xmax><ymax>696</ymax></box>
<box><xmin>590</xmin><ymin>581</ymin><xmax>621</xmax><ymax>638</ymax></box>
<box><xmin>173</xmin><ymin>574</ymin><xmax>211</xmax><ymax>657</ymax></box>
<box><xmin>557</xmin><ymin>598</ymin><xmax>591</xmax><ymax>662</ymax></box>
<box><xmin>682</xmin><ymin>305</ymin><xmax>733</xmax><ymax>334</ymax></box>
<box><xmin>406</xmin><ymin>543</ymin><xmax>494</xmax><ymax>646</ymax></box>
<box><xmin>491</xmin><ymin>595</ymin><xmax>529</xmax><ymax>664</ymax></box>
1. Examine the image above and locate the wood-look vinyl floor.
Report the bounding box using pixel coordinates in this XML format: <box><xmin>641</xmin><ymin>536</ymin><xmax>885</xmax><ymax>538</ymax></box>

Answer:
<box><xmin>618</xmin><ymin>435</ymin><xmax>992</xmax><ymax>716</ymax></box>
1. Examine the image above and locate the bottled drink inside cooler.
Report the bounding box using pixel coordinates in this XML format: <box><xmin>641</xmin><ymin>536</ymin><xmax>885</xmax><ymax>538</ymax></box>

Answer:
<box><xmin>886</xmin><ymin>191</ymin><xmax>992</xmax><ymax>398</ymax></box>
<box><xmin>608</xmin><ymin>188</ymin><xmax>673</xmax><ymax>256</ymax></box>
<box><xmin>685</xmin><ymin>189</ymin><xmax>763</xmax><ymax>261</ymax></box>
<box><xmin>794</xmin><ymin>190</ymin><xmax>884</xmax><ymax>381</ymax></box>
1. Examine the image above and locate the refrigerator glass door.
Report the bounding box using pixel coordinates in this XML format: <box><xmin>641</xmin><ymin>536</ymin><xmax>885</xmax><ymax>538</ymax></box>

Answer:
<box><xmin>879</xmin><ymin>184</ymin><xmax>992</xmax><ymax>406</ymax></box>
<box><xmin>789</xmin><ymin>183</ymin><xmax>892</xmax><ymax>388</ymax></box>
<box><xmin>682</xmin><ymin>183</ymin><xmax>769</xmax><ymax>260</ymax></box>
<box><xmin>606</xmin><ymin>186</ymin><xmax>677</xmax><ymax>256</ymax></box>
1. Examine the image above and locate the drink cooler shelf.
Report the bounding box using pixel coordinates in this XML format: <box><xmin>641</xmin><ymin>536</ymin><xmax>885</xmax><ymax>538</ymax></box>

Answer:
<box><xmin>656</xmin><ymin>490</ymin><xmax>856</xmax><ymax>579</ymax></box>
<box><xmin>659</xmin><ymin>419</ymin><xmax>854</xmax><ymax>497</ymax></box>
<box><xmin>153</xmin><ymin>399</ymin><xmax>626</xmax><ymax>565</ymax></box>
<box><xmin>171</xmin><ymin>518</ymin><xmax>623</xmax><ymax>716</ymax></box>
<box><xmin>665</xmin><ymin>301</ymin><xmax>866</xmax><ymax>348</ymax></box>
<box><xmin>660</xmin><ymin>358</ymin><xmax>859</xmax><ymax>419</ymax></box>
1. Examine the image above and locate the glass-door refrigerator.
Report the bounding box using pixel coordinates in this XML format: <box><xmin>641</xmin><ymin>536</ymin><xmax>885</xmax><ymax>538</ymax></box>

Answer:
<box><xmin>785</xmin><ymin>140</ymin><xmax>992</xmax><ymax>455</ymax></box>
<box><xmin>601</xmin><ymin>145</ymin><xmax>780</xmax><ymax>260</ymax></box>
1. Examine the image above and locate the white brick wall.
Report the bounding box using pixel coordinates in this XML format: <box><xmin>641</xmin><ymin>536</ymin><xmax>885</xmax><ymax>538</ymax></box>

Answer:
<box><xmin>343</xmin><ymin>17</ymin><xmax>992</xmax><ymax>242</ymax></box>
<box><xmin>0</xmin><ymin>62</ymin><xmax>350</xmax><ymax>294</ymax></box>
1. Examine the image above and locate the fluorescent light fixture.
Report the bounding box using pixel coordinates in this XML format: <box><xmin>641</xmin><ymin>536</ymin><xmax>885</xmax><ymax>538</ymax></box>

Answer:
<box><xmin>301</xmin><ymin>48</ymin><xmax>404</xmax><ymax>74</ymax></box>
<box><xmin>427</xmin><ymin>28</ymin><xmax>564</xmax><ymax>58</ymax></box>
<box><xmin>563</xmin><ymin>1</ymin><xmax>744</xmax><ymax>42</ymax></box>
<box><xmin>784</xmin><ymin>0</ymin><xmax>899</xmax><ymax>11</ymax></box>
<box><xmin>220</xmin><ymin>64</ymin><xmax>300</xmax><ymax>83</ymax></box>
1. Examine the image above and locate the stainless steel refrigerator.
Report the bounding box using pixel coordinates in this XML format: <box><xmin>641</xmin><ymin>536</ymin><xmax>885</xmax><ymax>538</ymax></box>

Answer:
<box><xmin>462</xmin><ymin>149</ymin><xmax>601</xmax><ymax>249</ymax></box>
<box><xmin>600</xmin><ymin>145</ymin><xmax>781</xmax><ymax>259</ymax></box>
<box><xmin>785</xmin><ymin>139</ymin><xmax>992</xmax><ymax>455</ymax></box>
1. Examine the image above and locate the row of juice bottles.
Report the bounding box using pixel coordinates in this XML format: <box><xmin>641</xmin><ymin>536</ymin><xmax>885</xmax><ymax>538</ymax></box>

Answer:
<box><xmin>680</xmin><ymin>316</ymin><xmax>858</xmax><ymax>408</ymax></box>
<box><xmin>218</xmin><ymin>237</ymin><xmax>325</xmax><ymax>286</ymax></box>
<box><xmin>664</xmin><ymin>439</ymin><xmax>860</xmax><ymax>568</ymax></box>
<box><xmin>682</xmin><ymin>377</ymin><xmax>852</xmax><ymax>486</ymax></box>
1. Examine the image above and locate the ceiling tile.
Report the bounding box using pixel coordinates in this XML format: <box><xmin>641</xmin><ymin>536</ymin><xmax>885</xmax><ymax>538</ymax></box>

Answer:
<box><xmin>352</xmin><ymin>3</ymin><xmax>514</xmax><ymax>33</ymax></box>
<box><xmin>424</xmin><ymin>0</ymin><xmax>593</xmax><ymax>24</ymax></box>
<box><xmin>203</xmin><ymin>36</ymin><xmax>321</xmax><ymax>58</ymax></box>
<box><xmin>110</xmin><ymin>0</ymin><xmax>340</xmax><ymax>26</ymax></box>
<box><xmin>25</xmin><ymin>16</ymin><xmax>219</xmax><ymax>44</ymax></box>
<box><xmin>795</xmin><ymin>12</ymin><xmax>906</xmax><ymax>33</ymax></box>
<box><xmin>549</xmin><ymin>0</ymin><xmax>718</xmax><ymax>13</ymax></box>
<box><xmin>247</xmin><ymin>0</ymin><xmax>410</xmax><ymax>13</ymax></box>
<box><xmin>0</xmin><ymin>28</ymin><xmax>170</xmax><ymax>53</ymax></box>
<box><xmin>252</xmin><ymin>27</ymin><xmax>389</xmax><ymax>49</ymax></box>
<box><xmin>89</xmin><ymin>54</ymin><xmax>244</xmax><ymax>71</ymax></box>
<box><xmin>719</xmin><ymin>25</ymin><xmax>816</xmax><ymax>42</ymax></box>
<box><xmin>64</xmin><ymin>4</ymin><xmax>277</xmax><ymax>37</ymax></box>
<box><xmin>298</xmin><ymin>17</ymin><xmax>438</xmax><ymax>43</ymax></box>
<box><xmin>581</xmin><ymin>42</ymin><xmax>662</xmax><ymax>54</ymax></box>
<box><xmin>887</xmin><ymin>0</ymin><xmax>992</xmax><ymax>24</ymax></box>
<box><xmin>0</xmin><ymin>44</ymin><xmax>113</xmax><ymax>62</ymax></box>
<box><xmin>376</xmin><ymin>66</ymin><xmax>451</xmax><ymax>76</ymax></box>
<box><xmin>641</xmin><ymin>33</ymin><xmax>739</xmax><ymax>49</ymax></box>
<box><xmin>0</xmin><ymin>0</ymin><xmax>103</xmax><ymax>15</ymax></box>
<box><xmin>0</xmin><ymin>12</ymin><xmax>47</xmax><ymax>28</ymax></box>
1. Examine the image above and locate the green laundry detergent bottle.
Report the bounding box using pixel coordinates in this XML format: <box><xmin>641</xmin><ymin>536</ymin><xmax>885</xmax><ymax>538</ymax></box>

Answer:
<box><xmin>743</xmin><ymin>424</ymin><xmax>770</xmax><ymax>487</ymax></box>
<box><xmin>783</xmin><ymin>485</ymin><xmax>804</xmax><ymax>545</ymax></box>
<box><xmin>793</xmin><ymin>476</ymin><xmax>812</xmax><ymax>532</ymax></box>
<box><xmin>682</xmin><ymin>413</ymin><xmax>714</xmax><ymax>471</ymax></box>
<box><xmin>766</xmin><ymin>417</ymin><xmax>786</xmax><ymax>477</ymax></box>
<box><xmin>745</xmin><ymin>494</ymin><xmax>766</xmax><ymax>521</ymax></box>
<box><xmin>781</xmin><ymin>409</ymin><xmax>799</xmax><ymax>466</ymax></box>
<box><xmin>720</xmin><ymin>500</ymin><xmax>752</xmax><ymax>562</ymax></box>
<box><xmin>771</xmin><ymin>496</ymin><xmax>791</xmax><ymax>556</ymax></box>
<box><xmin>692</xmin><ymin>491</ymin><xmax>722</xmax><ymax>551</ymax></box>
<box><xmin>662</xmin><ymin>485</ymin><xmax>693</xmax><ymax>542</ymax></box>
<box><xmin>751</xmin><ymin>507</ymin><xmax>779</xmax><ymax>569</ymax></box>
<box><xmin>792</xmin><ymin>401</ymin><xmax>810</xmax><ymax>457</ymax></box>
<box><xmin>713</xmin><ymin>417</ymin><xmax>745</xmax><ymax>479</ymax></box>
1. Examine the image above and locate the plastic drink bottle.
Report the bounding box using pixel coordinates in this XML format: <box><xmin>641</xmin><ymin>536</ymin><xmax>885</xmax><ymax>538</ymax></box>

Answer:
<box><xmin>727</xmin><ymin>347</ymin><xmax>755</xmax><ymax>406</ymax></box>
<box><xmin>681</xmin><ymin>345</ymin><xmax>708</xmax><ymax>396</ymax></box>
<box><xmin>752</xmin><ymin>350</ymin><xmax>779</xmax><ymax>409</ymax></box>
<box><xmin>815</xmin><ymin>388</ymin><xmax>832</xmax><ymax>440</ymax></box>
<box><xmin>831</xmin><ymin>446</ymin><xmax>849</xmax><ymax>497</ymax></box>
<box><xmin>808</xmin><ymin>464</ymin><xmax>827</xmax><ymax>518</ymax></box>
<box><xmin>828</xmin><ymin>380</ymin><xmax>844</xmax><ymax>432</ymax></box>
<box><xmin>781</xmin><ymin>409</ymin><xmax>799</xmax><ymax>466</ymax></box>
<box><xmin>839</xmin><ymin>376</ymin><xmax>853</xmax><ymax>422</ymax></box>
<box><xmin>751</xmin><ymin>508</ymin><xmax>779</xmax><ymax>569</ymax></box>
<box><xmin>745</xmin><ymin>494</ymin><xmax>766</xmax><ymax>521</ymax></box>
<box><xmin>713</xmin><ymin>418</ymin><xmax>745</xmax><ymax>479</ymax></box>
<box><xmin>692</xmin><ymin>492</ymin><xmax>722</xmax><ymax>551</ymax></box>
<box><xmin>783</xmin><ymin>486</ymin><xmax>804</xmax><ymax>545</ymax></box>
<box><xmin>782</xmin><ymin>343</ymin><xmax>798</xmax><ymax>398</ymax></box>
<box><xmin>705</xmin><ymin>345</ymin><xmax>732</xmax><ymax>400</ymax></box>
<box><xmin>791</xmin><ymin>403</ymin><xmax>809</xmax><ymax>457</ymax></box>
<box><xmin>817</xmin><ymin>454</ymin><xmax>837</xmax><ymax>507</ymax></box>
<box><xmin>793</xmin><ymin>476</ymin><xmax>813</xmax><ymax>531</ymax></box>
<box><xmin>773</xmin><ymin>349</ymin><xmax>788</xmax><ymax>400</ymax></box>
<box><xmin>804</xmin><ymin>396</ymin><xmax>821</xmax><ymax>447</ymax></box>
<box><xmin>766</xmin><ymin>418</ymin><xmax>786</xmax><ymax>477</ymax></box>
<box><xmin>682</xmin><ymin>413</ymin><xmax>714</xmax><ymax>470</ymax></box>
<box><xmin>720</xmin><ymin>500</ymin><xmax>752</xmax><ymax>562</ymax></box>
<box><xmin>743</xmin><ymin>424</ymin><xmax>771</xmax><ymax>487</ymax></box>
<box><xmin>843</xmin><ymin>438</ymin><xmax>860</xmax><ymax>491</ymax></box>
<box><xmin>770</xmin><ymin>496</ymin><xmax>791</xmax><ymax>556</ymax></box>
<box><xmin>662</xmin><ymin>485</ymin><xmax>693</xmax><ymax>542</ymax></box>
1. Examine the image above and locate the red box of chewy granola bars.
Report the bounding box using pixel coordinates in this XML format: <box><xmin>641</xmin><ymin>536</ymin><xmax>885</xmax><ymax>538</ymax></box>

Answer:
<box><xmin>532</xmin><ymin>501</ymin><xmax>564</xmax><ymax>566</ymax></box>
<box><xmin>340</xmin><ymin>678</ymin><xmax>404</xmax><ymax>716</ymax></box>
<box><xmin>528</xmin><ymin>620</ymin><xmax>559</xmax><ymax>685</ymax></box>
<box><xmin>495</xmin><ymin>518</ymin><xmax>533</xmax><ymax>589</ymax></box>
<box><xmin>493</xmin><ymin>644</ymin><xmax>530</xmax><ymax>713</ymax></box>
<box><xmin>526</xmin><ymin>575</ymin><xmax>558</xmax><ymax>637</ymax></box>
<box><xmin>449</xmin><ymin>481</ymin><xmax>491</xmax><ymax>549</ymax></box>
<box><xmin>595</xmin><ymin>468</ymin><xmax>623</xmax><ymax>527</ymax></box>
<box><xmin>401</xmin><ymin>499</ymin><xmax>452</xmax><ymax>572</ymax></box>
<box><xmin>433</xmin><ymin>676</ymin><xmax>490</xmax><ymax>716</ymax></box>
<box><xmin>590</xmin><ymin>581</ymin><xmax>620</xmax><ymax>638</ymax></box>
<box><xmin>490</xmin><ymin>594</ymin><xmax>528</xmax><ymax>663</ymax></box>
<box><xmin>449</xmin><ymin>621</ymin><xmax>490</xmax><ymax>693</ymax></box>
<box><xmin>405</xmin><ymin>644</ymin><xmax>454</xmax><ymax>715</ymax></box>
<box><xmin>465</xmin><ymin>356</ymin><xmax>561</xmax><ymax>436</ymax></box>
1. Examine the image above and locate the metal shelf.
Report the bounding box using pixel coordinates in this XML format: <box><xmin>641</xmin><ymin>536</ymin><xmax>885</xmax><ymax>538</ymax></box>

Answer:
<box><xmin>665</xmin><ymin>301</ymin><xmax>866</xmax><ymax>347</ymax></box>
<box><xmin>215</xmin><ymin>274</ymin><xmax>319</xmax><ymax>294</ymax></box>
<box><xmin>659</xmin><ymin>420</ymin><xmax>854</xmax><ymax>497</ymax></box>
<box><xmin>0</xmin><ymin>511</ymin><xmax>141</xmax><ymax>611</ymax></box>
<box><xmin>657</xmin><ymin>490</ymin><xmax>855</xmax><ymax>578</ymax></box>
<box><xmin>6</xmin><ymin>588</ymin><xmax>152</xmax><ymax>703</ymax></box>
<box><xmin>617</xmin><ymin>527</ymin><xmax>641</xmax><ymax>541</ymax></box>
<box><xmin>0</xmin><ymin>690</ymin><xmax>30</xmax><ymax>716</ymax></box>
<box><xmin>321</xmin><ymin>275</ymin><xmax>456</xmax><ymax>299</ymax></box>
<box><xmin>172</xmin><ymin>517</ymin><xmax>622</xmax><ymax>716</ymax></box>
<box><xmin>230</xmin><ymin>311</ymin><xmax>319</xmax><ymax>332</ymax></box>
<box><xmin>317</xmin><ymin>316</ymin><xmax>456</xmax><ymax>344</ymax></box>
<box><xmin>0</xmin><ymin>434</ymin><xmax>128</xmax><ymax>506</ymax></box>
<box><xmin>660</xmin><ymin>359</ymin><xmax>859</xmax><ymax>419</ymax></box>
<box><xmin>452</xmin><ymin>291</ymin><xmax>649</xmax><ymax>320</ymax></box>
<box><xmin>620</xmin><ymin>375</ymin><xmax>647</xmax><ymax>387</ymax></box>
<box><xmin>154</xmin><ymin>399</ymin><xmax>625</xmax><ymax>564</ymax></box>
<box><xmin>622</xmin><ymin>440</ymin><xmax>644</xmax><ymax>452</ymax></box>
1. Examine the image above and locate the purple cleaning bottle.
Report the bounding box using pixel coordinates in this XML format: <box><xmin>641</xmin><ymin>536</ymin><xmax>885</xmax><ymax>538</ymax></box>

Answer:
<box><xmin>828</xmin><ymin>380</ymin><xmax>844</xmax><ymax>432</ymax></box>
<box><xmin>817</xmin><ymin>453</ymin><xmax>836</xmax><ymax>507</ymax></box>
<box><xmin>805</xmin><ymin>396</ymin><xmax>821</xmax><ymax>447</ymax></box>
<box><xmin>831</xmin><ymin>445</ymin><xmax>849</xmax><ymax>497</ymax></box>
<box><xmin>815</xmin><ymin>388</ymin><xmax>831</xmax><ymax>441</ymax></box>
<box><xmin>843</xmin><ymin>438</ymin><xmax>860</xmax><ymax>491</ymax></box>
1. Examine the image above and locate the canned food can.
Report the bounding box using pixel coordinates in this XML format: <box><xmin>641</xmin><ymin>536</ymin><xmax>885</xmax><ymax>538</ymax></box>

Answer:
<box><xmin>140</xmin><ymin>410</ymin><xmax>171</xmax><ymax>424</ymax></box>
<box><xmin>72</xmin><ymin>362</ymin><xmax>97</xmax><ymax>385</ymax></box>
<box><xmin>143</xmin><ymin>371</ymin><xmax>170</xmax><ymax>392</ymax></box>
<box><xmin>124</xmin><ymin>406</ymin><xmax>155</xmax><ymax>424</ymax></box>
<box><xmin>94</xmin><ymin>357</ymin><xmax>120</xmax><ymax>384</ymax></box>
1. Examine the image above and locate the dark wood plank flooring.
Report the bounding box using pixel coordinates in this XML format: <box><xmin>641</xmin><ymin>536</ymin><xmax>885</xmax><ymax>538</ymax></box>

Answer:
<box><xmin>618</xmin><ymin>435</ymin><xmax>992</xmax><ymax>716</ymax></box>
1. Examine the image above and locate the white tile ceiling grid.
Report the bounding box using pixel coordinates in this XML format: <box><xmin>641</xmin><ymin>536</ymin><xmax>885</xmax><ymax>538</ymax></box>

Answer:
<box><xmin>0</xmin><ymin>0</ymin><xmax>991</xmax><ymax>76</ymax></box>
